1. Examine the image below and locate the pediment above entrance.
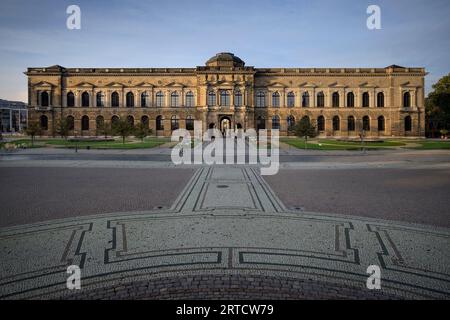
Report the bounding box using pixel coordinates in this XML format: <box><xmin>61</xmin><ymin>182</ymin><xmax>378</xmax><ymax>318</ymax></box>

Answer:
<box><xmin>32</xmin><ymin>81</ymin><xmax>54</xmax><ymax>88</ymax></box>
<box><xmin>299</xmin><ymin>82</ymin><xmax>317</xmax><ymax>88</ymax></box>
<box><xmin>267</xmin><ymin>82</ymin><xmax>286</xmax><ymax>88</ymax></box>
<box><xmin>358</xmin><ymin>82</ymin><xmax>377</xmax><ymax>88</ymax></box>
<box><xmin>75</xmin><ymin>82</ymin><xmax>95</xmax><ymax>88</ymax></box>
<box><xmin>105</xmin><ymin>82</ymin><xmax>125</xmax><ymax>88</ymax></box>
<box><xmin>135</xmin><ymin>82</ymin><xmax>154</xmax><ymax>88</ymax></box>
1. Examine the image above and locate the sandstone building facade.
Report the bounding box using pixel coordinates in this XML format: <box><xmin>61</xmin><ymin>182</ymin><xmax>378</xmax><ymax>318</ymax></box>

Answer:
<box><xmin>26</xmin><ymin>52</ymin><xmax>426</xmax><ymax>137</ymax></box>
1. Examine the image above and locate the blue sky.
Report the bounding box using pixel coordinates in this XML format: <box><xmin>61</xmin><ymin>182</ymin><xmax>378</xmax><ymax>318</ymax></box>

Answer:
<box><xmin>0</xmin><ymin>0</ymin><xmax>449</xmax><ymax>102</ymax></box>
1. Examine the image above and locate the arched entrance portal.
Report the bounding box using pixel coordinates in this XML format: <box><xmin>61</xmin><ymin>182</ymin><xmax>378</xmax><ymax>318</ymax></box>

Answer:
<box><xmin>220</xmin><ymin>116</ymin><xmax>231</xmax><ymax>135</ymax></box>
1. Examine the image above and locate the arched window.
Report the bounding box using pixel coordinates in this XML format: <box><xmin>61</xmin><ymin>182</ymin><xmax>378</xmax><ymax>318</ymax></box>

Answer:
<box><xmin>363</xmin><ymin>116</ymin><xmax>370</xmax><ymax>131</ymax></box>
<box><xmin>220</xmin><ymin>90</ymin><xmax>230</xmax><ymax>106</ymax></box>
<box><xmin>256</xmin><ymin>91</ymin><xmax>266</xmax><ymax>107</ymax></box>
<box><xmin>141</xmin><ymin>115</ymin><xmax>149</xmax><ymax>128</ymax></box>
<box><xmin>96</xmin><ymin>92</ymin><xmax>104</xmax><ymax>107</ymax></box>
<box><xmin>317</xmin><ymin>92</ymin><xmax>325</xmax><ymax>107</ymax></box>
<box><xmin>186</xmin><ymin>115</ymin><xmax>194</xmax><ymax>130</ymax></box>
<box><xmin>333</xmin><ymin>116</ymin><xmax>340</xmax><ymax>131</ymax></box>
<box><xmin>378</xmin><ymin>116</ymin><xmax>385</xmax><ymax>131</ymax></box>
<box><xmin>272</xmin><ymin>92</ymin><xmax>280</xmax><ymax>107</ymax></box>
<box><xmin>377</xmin><ymin>92</ymin><xmax>384</xmax><ymax>107</ymax></box>
<box><xmin>302</xmin><ymin>92</ymin><xmax>310</xmax><ymax>107</ymax></box>
<box><xmin>81</xmin><ymin>115</ymin><xmax>89</xmax><ymax>130</ymax></box>
<box><xmin>156</xmin><ymin>91</ymin><xmax>164</xmax><ymax>107</ymax></box>
<box><xmin>287</xmin><ymin>115</ymin><xmax>295</xmax><ymax>130</ymax></box>
<box><xmin>403</xmin><ymin>92</ymin><xmax>411</xmax><ymax>108</ymax></box>
<box><xmin>41</xmin><ymin>91</ymin><xmax>49</xmax><ymax>107</ymax></box>
<box><xmin>404</xmin><ymin>116</ymin><xmax>412</xmax><ymax>131</ymax></box>
<box><xmin>234</xmin><ymin>90</ymin><xmax>242</xmax><ymax>107</ymax></box>
<box><xmin>156</xmin><ymin>115</ymin><xmax>164</xmax><ymax>130</ymax></box>
<box><xmin>141</xmin><ymin>92</ymin><xmax>149</xmax><ymax>107</ymax></box>
<box><xmin>347</xmin><ymin>92</ymin><xmax>354</xmax><ymax>107</ymax></box>
<box><xmin>185</xmin><ymin>91</ymin><xmax>194</xmax><ymax>107</ymax></box>
<box><xmin>332</xmin><ymin>92</ymin><xmax>340</xmax><ymax>107</ymax></box>
<box><xmin>287</xmin><ymin>92</ymin><xmax>295</xmax><ymax>107</ymax></box>
<box><xmin>256</xmin><ymin>116</ymin><xmax>265</xmax><ymax>130</ymax></box>
<box><xmin>81</xmin><ymin>92</ymin><xmax>89</xmax><ymax>107</ymax></box>
<box><xmin>40</xmin><ymin>115</ymin><xmax>48</xmax><ymax>130</ymax></box>
<box><xmin>111</xmin><ymin>115</ymin><xmax>119</xmax><ymax>125</ymax></box>
<box><xmin>67</xmin><ymin>116</ymin><xmax>74</xmax><ymax>130</ymax></box>
<box><xmin>347</xmin><ymin>116</ymin><xmax>355</xmax><ymax>131</ymax></box>
<box><xmin>111</xmin><ymin>92</ymin><xmax>119</xmax><ymax>107</ymax></box>
<box><xmin>207</xmin><ymin>91</ymin><xmax>216</xmax><ymax>106</ymax></box>
<box><xmin>171</xmin><ymin>115</ymin><xmax>179</xmax><ymax>130</ymax></box>
<box><xmin>170</xmin><ymin>91</ymin><xmax>179</xmax><ymax>107</ymax></box>
<box><xmin>301</xmin><ymin>116</ymin><xmax>310</xmax><ymax>125</ymax></box>
<box><xmin>67</xmin><ymin>92</ymin><xmax>75</xmax><ymax>107</ymax></box>
<box><xmin>272</xmin><ymin>115</ymin><xmax>280</xmax><ymax>129</ymax></box>
<box><xmin>96</xmin><ymin>115</ymin><xmax>104</xmax><ymax>130</ymax></box>
<box><xmin>127</xmin><ymin>115</ymin><xmax>134</xmax><ymax>127</ymax></box>
<box><xmin>126</xmin><ymin>92</ymin><xmax>134</xmax><ymax>108</ymax></box>
<box><xmin>317</xmin><ymin>116</ymin><xmax>325</xmax><ymax>131</ymax></box>
<box><xmin>362</xmin><ymin>92</ymin><xmax>370</xmax><ymax>107</ymax></box>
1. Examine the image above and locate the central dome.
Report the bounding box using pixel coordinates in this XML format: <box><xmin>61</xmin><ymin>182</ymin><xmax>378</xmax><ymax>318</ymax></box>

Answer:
<box><xmin>205</xmin><ymin>52</ymin><xmax>245</xmax><ymax>67</ymax></box>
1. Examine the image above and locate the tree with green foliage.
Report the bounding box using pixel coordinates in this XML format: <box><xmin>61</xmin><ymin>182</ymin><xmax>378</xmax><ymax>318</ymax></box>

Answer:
<box><xmin>426</xmin><ymin>73</ymin><xmax>450</xmax><ymax>137</ymax></box>
<box><xmin>112</xmin><ymin>118</ymin><xmax>133</xmax><ymax>144</ymax></box>
<box><xmin>97</xmin><ymin>121</ymin><xmax>112</xmax><ymax>138</ymax></box>
<box><xmin>134</xmin><ymin>123</ymin><xmax>152</xmax><ymax>142</ymax></box>
<box><xmin>25</xmin><ymin>122</ymin><xmax>42</xmax><ymax>147</ymax></box>
<box><xmin>292</xmin><ymin>117</ymin><xmax>317</xmax><ymax>149</ymax></box>
<box><xmin>55</xmin><ymin>118</ymin><xmax>71</xmax><ymax>140</ymax></box>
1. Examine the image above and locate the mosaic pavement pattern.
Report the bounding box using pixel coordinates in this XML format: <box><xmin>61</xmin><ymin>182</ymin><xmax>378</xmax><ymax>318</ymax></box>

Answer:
<box><xmin>0</xmin><ymin>166</ymin><xmax>449</xmax><ymax>299</ymax></box>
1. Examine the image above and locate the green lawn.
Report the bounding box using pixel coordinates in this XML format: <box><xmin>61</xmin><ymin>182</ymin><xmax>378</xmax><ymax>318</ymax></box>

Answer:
<box><xmin>281</xmin><ymin>138</ymin><xmax>403</xmax><ymax>150</ymax></box>
<box><xmin>1</xmin><ymin>137</ymin><xmax>169</xmax><ymax>149</ymax></box>
<box><xmin>408</xmin><ymin>140</ymin><xmax>450</xmax><ymax>150</ymax></box>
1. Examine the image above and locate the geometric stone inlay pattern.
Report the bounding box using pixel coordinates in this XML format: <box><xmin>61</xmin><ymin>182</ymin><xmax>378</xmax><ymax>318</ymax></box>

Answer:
<box><xmin>0</xmin><ymin>166</ymin><xmax>449</xmax><ymax>299</ymax></box>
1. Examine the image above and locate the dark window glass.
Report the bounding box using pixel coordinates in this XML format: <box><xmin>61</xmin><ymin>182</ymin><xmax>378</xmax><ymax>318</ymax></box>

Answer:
<box><xmin>81</xmin><ymin>115</ymin><xmax>89</xmax><ymax>130</ymax></box>
<box><xmin>347</xmin><ymin>116</ymin><xmax>355</xmax><ymax>131</ymax></box>
<box><xmin>317</xmin><ymin>116</ymin><xmax>325</xmax><ymax>131</ymax></box>
<box><xmin>41</xmin><ymin>92</ymin><xmax>49</xmax><ymax>107</ymax></box>
<box><xmin>156</xmin><ymin>115</ymin><xmax>164</xmax><ymax>130</ymax></box>
<box><xmin>405</xmin><ymin>116</ymin><xmax>412</xmax><ymax>131</ymax></box>
<box><xmin>67</xmin><ymin>92</ymin><xmax>75</xmax><ymax>107</ymax></box>
<box><xmin>363</xmin><ymin>116</ymin><xmax>370</xmax><ymax>131</ymax></box>
<box><xmin>333</xmin><ymin>116</ymin><xmax>340</xmax><ymax>131</ymax></box>
<box><xmin>81</xmin><ymin>92</ymin><xmax>89</xmax><ymax>107</ymax></box>
<box><xmin>126</xmin><ymin>92</ymin><xmax>134</xmax><ymax>108</ymax></box>
<box><xmin>378</xmin><ymin>116</ymin><xmax>385</xmax><ymax>131</ymax></box>
<box><xmin>302</xmin><ymin>92</ymin><xmax>309</xmax><ymax>107</ymax></box>
<box><xmin>347</xmin><ymin>92</ymin><xmax>354</xmax><ymax>107</ymax></box>
<box><xmin>111</xmin><ymin>92</ymin><xmax>119</xmax><ymax>107</ymax></box>
<box><xmin>272</xmin><ymin>116</ymin><xmax>280</xmax><ymax>129</ymax></box>
<box><xmin>317</xmin><ymin>92</ymin><xmax>324</xmax><ymax>107</ymax></box>
<box><xmin>332</xmin><ymin>92</ymin><xmax>339</xmax><ymax>107</ymax></box>
<box><xmin>40</xmin><ymin>115</ymin><xmax>48</xmax><ymax>130</ymax></box>
<box><xmin>377</xmin><ymin>92</ymin><xmax>384</xmax><ymax>107</ymax></box>
<box><xmin>362</xmin><ymin>92</ymin><xmax>370</xmax><ymax>107</ymax></box>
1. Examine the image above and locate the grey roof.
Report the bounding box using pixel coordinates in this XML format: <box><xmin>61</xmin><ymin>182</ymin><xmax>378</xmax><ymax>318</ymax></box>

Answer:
<box><xmin>0</xmin><ymin>99</ymin><xmax>27</xmax><ymax>109</ymax></box>
<box><xmin>206</xmin><ymin>52</ymin><xmax>245</xmax><ymax>66</ymax></box>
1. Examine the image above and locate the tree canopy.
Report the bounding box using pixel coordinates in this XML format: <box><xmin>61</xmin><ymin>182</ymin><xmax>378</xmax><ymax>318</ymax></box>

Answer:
<box><xmin>426</xmin><ymin>73</ymin><xmax>450</xmax><ymax>136</ymax></box>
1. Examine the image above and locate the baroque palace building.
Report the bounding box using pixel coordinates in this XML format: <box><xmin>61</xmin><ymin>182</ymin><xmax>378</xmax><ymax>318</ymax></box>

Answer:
<box><xmin>26</xmin><ymin>52</ymin><xmax>426</xmax><ymax>137</ymax></box>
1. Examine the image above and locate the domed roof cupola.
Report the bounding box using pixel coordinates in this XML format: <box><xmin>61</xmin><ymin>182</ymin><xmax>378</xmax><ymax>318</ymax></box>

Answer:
<box><xmin>205</xmin><ymin>52</ymin><xmax>245</xmax><ymax>67</ymax></box>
